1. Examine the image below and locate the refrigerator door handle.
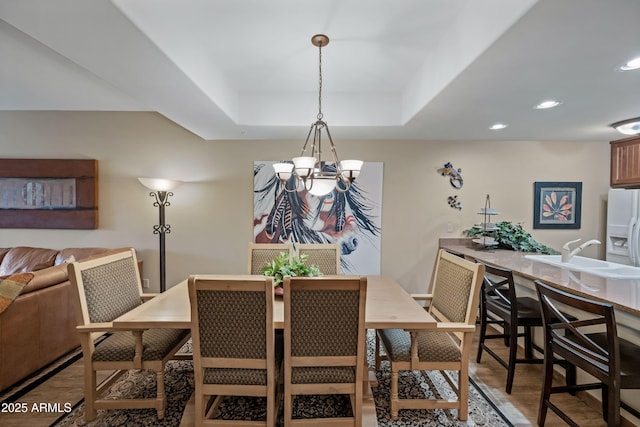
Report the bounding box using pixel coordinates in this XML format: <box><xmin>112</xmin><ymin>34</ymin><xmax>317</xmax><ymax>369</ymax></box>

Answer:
<box><xmin>632</xmin><ymin>218</ymin><xmax>640</xmax><ymax>266</ymax></box>
<box><xmin>628</xmin><ymin>218</ymin><xmax>636</xmax><ymax>264</ymax></box>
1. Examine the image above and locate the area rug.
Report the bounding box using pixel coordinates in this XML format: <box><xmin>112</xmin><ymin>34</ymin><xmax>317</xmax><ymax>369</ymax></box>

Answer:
<box><xmin>48</xmin><ymin>332</ymin><xmax>511</xmax><ymax>427</ymax></box>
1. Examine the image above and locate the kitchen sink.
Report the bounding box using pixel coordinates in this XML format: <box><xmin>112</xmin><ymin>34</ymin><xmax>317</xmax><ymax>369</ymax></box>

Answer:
<box><xmin>524</xmin><ymin>254</ymin><xmax>640</xmax><ymax>279</ymax></box>
<box><xmin>525</xmin><ymin>255</ymin><xmax>612</xmax><ymax>269</ymax></box>
<box><xmin>598</xmin><ymin>266</ymin><xmax>640</xmax><ymax>279</ymax></box>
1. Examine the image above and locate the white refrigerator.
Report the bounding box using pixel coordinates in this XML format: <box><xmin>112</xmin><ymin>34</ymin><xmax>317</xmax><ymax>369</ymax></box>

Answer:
<box><xmin>606</xmin><ymin>188</ymin><xmax>640</xmax><ymax>266</ymax></box>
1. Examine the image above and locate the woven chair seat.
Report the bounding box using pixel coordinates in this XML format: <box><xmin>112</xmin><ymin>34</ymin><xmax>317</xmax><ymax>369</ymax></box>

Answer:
<box><xmin>291</xmin><ymin>366</ymin><xmax>356</xmax><ymax>384</ymax></box>
<box><xmin>93</xmin><ymin>328</ymin><xmax>190</xmax><ymax>362</ymax></box>
<box><xmin>379</xmin><ymin>328</ymin><xmax>461</xmax><ymax>363</ymax></box>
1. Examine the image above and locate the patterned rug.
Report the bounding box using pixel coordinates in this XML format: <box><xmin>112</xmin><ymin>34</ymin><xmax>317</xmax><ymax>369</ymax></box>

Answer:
<box><xmin>47</xmin><ymin>332</ymin><xmax>511</xmax><ymax>427</ymax></box>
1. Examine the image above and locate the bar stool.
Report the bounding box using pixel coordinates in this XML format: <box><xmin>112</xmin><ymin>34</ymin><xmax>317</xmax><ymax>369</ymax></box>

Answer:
<box><xmin>476</xmin><ymin>262</ymin><xmax>546</xmax><ymax>393</ymax></box>
<box><xmin>535</xmin><ymin>280</ymin><xmax>640</xmax><ymax>427</ymax></box>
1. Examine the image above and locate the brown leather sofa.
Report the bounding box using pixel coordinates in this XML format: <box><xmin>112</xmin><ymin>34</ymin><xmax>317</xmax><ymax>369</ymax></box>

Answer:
<box><xmin>0</xmin><ymin>246</ymin><xmax>124</xmax><ymax>391</ymax></box>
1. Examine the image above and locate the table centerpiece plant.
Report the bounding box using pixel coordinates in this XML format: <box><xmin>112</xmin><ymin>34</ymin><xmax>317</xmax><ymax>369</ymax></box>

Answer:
<box><xmin>260</xmin><ymin>251</ymin><xmax>322</xmax><ymax>295</ymax></box>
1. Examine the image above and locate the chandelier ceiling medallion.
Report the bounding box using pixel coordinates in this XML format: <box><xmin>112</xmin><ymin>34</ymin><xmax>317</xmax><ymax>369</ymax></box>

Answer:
<box><xmin>273</xmin><ymin>34</ymin><xmax>363</xmax><ymax>197</ymax></box>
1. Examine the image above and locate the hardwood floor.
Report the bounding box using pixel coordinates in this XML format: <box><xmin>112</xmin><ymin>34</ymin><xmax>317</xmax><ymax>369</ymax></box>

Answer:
<box><xmin>0</xmin><ymin>327</ymin><xmax>635</xmax><ymax>426</ymax></box>
<box><xmin>470</xmin><ymin>327</ymin><xmax>625</xmax><ymax>427</ymax></box>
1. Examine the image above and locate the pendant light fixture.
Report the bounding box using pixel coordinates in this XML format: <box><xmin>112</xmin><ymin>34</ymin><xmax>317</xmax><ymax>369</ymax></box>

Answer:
<box><xmin>273</xmin><ymin>34</ymin><xmax>363</xmax><ymax>196</ymax></box>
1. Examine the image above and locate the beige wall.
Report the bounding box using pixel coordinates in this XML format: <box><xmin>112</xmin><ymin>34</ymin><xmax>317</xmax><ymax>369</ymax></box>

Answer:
<box><xmin>0</xmin><ymin>111</ymin><xmax>610</xmax><ymax>293</ymax></box>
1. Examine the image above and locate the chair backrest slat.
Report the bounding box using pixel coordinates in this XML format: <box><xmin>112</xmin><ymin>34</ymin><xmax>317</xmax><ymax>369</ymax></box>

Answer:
<box><xmin>290</xmin><ymin>288</ymin><xmax>361</xmax><ymax>357</ymax></box>
<box><xmin>295</xmin><ymin>243</ymin><xmax>340</xmax><ymax>275</ymax></box>
<box><xmin>189</xmin><ymin>275</ymin><xmax>274</xmax><ymax>367</ymax></box>
<box><xmin>247</xmin><ymin>243</ymin><xmax>293</xmax><ymax>275</ymax></box>
<box><xmin>69</xmin><ymin>249</ymin><xmax>142</xmax><ymax>325</ymax></box>
<box><xmin>197</xmin><ymin>289</ymin><xmax>267</xmax><ymax>358</ymax></box>
<box><xmin>430</xmin><ymin>251</ymin><xmax>483</xmax><ymax>326</ymax></box>
<box><xmin>535</xmin><ymin>280</ymin><xmax>618</xmax><ymax>381</ymax></box>
<box><xmin>476</xmin><ymin>262</ymin><xmax>520</xmax><ymax>328</ymax></box>
<box><xmin>284</xmin><ymin>275</ymin><xmax>366</xmax><ymax>360</ymax></box>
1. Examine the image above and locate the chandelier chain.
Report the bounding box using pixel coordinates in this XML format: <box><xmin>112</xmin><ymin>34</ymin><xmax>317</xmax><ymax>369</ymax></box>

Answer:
<box><xmin>317</xmin><ymin>43</ymin><xmax>323</xmax><ymax>121</ymax></box>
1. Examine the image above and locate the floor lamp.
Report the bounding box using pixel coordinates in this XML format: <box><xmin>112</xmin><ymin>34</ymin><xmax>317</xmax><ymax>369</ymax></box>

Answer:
<box><xmin>138</xmin><ymin>177</ymin><xmax>181</xmax><ymax>293</ymax></box>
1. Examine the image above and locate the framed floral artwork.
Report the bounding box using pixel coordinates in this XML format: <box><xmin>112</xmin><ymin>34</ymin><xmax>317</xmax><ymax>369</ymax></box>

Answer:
<box><xmin>533</xmin><ymin>182</ymin><xmax>582</xmax><ymax>229</ymax></box>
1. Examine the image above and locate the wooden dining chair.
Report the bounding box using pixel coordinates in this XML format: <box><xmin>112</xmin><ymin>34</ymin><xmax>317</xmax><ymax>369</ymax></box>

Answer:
<box><xmin>188</xmin><ymin>275</ymin><xmax>282</xmax><ymax>427</ymax></box>
<box><xmin>475</xmin><ymin>262</ymin><xmax>546</xmax><ymax>393</ymax></box>
<box><xmin>295</xmin><ymin>243</ymin><xmax>340</xmax><ymax>274</ymax></box>
<box><xmin>247</xmin><ymin>242</ymin><xmax>294</xmax><ymax>274</ymax></box>
<box><xmin>68</xmin><ymin>249</ymin><xmax>191</xmax><ymax>421</ymax></box>
<box><xmin>375</xmin><ymin>249</ymin><xmax>484</xmax><ymax>420</ymax></box>
<box><xmin>535</xmin><ymin>280</ymin><xmax>640</xmax><ymax>427</ymax></box>
<box><xmin>283</xmin><ymin>275</ymin><xmax>367</xmax><ymax>426</ymax></box>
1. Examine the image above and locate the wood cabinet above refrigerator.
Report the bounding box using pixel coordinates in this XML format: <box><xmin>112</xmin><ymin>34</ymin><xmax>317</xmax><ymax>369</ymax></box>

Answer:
<box><xmin>611</xmin><ymin>135</ymin><xmax>640</xmax><ymax>188</ymax></box>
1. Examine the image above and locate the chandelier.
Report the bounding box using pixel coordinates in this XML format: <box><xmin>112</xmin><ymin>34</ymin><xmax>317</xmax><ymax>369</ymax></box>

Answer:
<box><xmin>273</xmin><ymin>34</ymin><xmax>363</xmax><ymax>197</ymax></box>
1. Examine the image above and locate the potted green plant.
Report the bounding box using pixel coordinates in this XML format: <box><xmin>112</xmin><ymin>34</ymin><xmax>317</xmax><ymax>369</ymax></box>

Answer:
<box><xmin>466</xmin><ymin>221</ymin><xmax>558</xmax><ymax>254</ymax></box>
<box><xmin>260</xmin><ymin>252</ymin><xmax>322</xmax><ymax>295</ymax></box>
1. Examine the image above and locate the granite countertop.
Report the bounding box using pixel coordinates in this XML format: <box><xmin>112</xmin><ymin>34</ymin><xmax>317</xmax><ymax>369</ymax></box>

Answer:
<box><xmin>439</xmin><ymin>238</ymin><xmax>640</xmax><ymax>316</ymax></box>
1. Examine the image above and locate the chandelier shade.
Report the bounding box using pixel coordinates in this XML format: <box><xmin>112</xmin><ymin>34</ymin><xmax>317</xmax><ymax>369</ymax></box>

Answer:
<box><xmin>340</xmin><ymin>160</ymin><xmax>364</xmax><ymax>180</ymax></box>
<box><xmin>272</xmin><ymin>162</ymin><xmax>294</xmax><ymax>180</ymax></box>
<box><xmin>306</xmin><ymin>176</ymin><xmax>337</xmax><ymax>196</ymax></box>
<box><xmin>292</xmin><ymin>156</ymin><xmax>316</xmax><ymax>178</ymax></box>
<box><xmin>273</xmin><ymin>34</ymin><xmax>362</xmax><ymax>197</ymax></box>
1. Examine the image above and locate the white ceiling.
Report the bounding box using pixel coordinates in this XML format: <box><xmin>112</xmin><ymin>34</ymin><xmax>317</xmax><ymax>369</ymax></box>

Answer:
<box><xmin>1</xmin><ymin>0</ymin><xmax>639</xmax><ymax>142</ymax></box>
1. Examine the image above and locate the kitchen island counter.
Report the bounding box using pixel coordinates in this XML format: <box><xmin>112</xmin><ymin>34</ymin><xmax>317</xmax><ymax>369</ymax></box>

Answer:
<box><xmin>439</xmin><ymin>238</ymin><xmax>640</xmax><ymax>316</ymax></box>
<box><xmin>440</xmin><ymin>238</ymin><xmax>640</xmax><ymax>423</ymax></box>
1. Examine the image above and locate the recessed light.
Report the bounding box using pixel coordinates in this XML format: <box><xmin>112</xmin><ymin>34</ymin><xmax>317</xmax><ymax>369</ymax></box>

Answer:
<box><xmin>611</xmin><ymin>117</ymin><xmax>640</xmax><ymax>135</ymax></box>
<box><xmin>489</xmin><ymin>123</ymin><xmax>508</xmax><ymax>130</ymax></box>
<box><xmin>619</xmin><ymin>56</ymin><xmax>640</xmax><ymax>71</ymax></box>
<box><xmin>534</xmin><ymin>100</ymin><xmax>561</xmax><ymax>109</ymax></box>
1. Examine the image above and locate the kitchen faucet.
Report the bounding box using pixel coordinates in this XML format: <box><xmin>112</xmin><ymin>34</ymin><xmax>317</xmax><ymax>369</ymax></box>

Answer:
<box><xmin>561</xmin><ymin>239</ymin><xmax>601</xmax><ymax>263</ymax></box>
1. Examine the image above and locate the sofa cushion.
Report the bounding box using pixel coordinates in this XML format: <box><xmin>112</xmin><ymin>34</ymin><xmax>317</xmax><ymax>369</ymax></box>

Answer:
<box><xmin>0</xmin><ymin>248</ymin><xmax>10</xmax><ymax>265</ymax></box>
<box><xmin>55</xmin><ymin>248</ymin><xmax>110</xmax><ymax>265</ymax></box>
<box><xmin>0</xmin><ymin>247</ymin><xmax>58</xmax><ymax>276</ymax></box>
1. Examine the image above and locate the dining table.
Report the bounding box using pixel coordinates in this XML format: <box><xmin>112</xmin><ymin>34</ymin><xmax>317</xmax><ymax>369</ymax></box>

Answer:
<box><xmin>113</xmin><ymin>274</ymin><xmax>437</xmax><ymax>426</ymax></box>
